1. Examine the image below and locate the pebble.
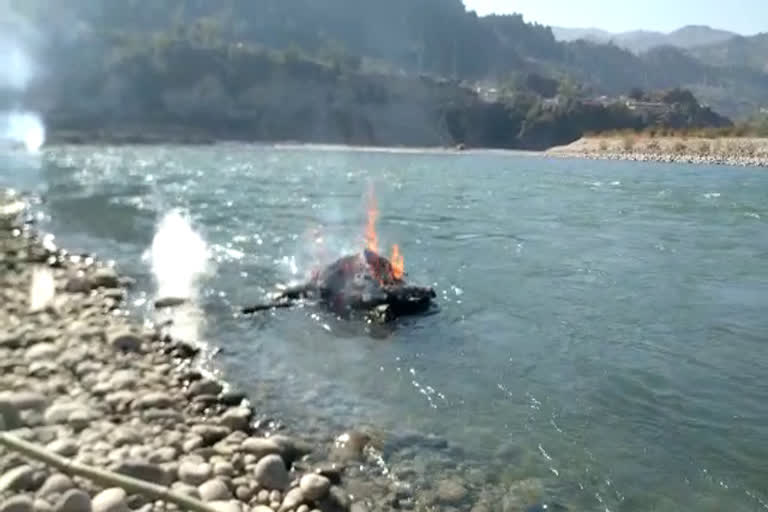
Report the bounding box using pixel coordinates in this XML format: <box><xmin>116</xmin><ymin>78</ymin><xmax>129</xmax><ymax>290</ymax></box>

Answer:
<box><xmin>234</xmin><ymin>486</ymin><xmax>252</xmax><ymax>502</ymax></box>
<box><xmin>178</xmin><ymin>462</ymin><xmax>212</xmax><ymax>486</ymax></box>
<box><xmin>149</xmin><ymin>447</ymin><xmax>178</xmax><ymax>464</ymax></box>
<box><xmin>300</xmin><ymin>474</ymin><xmax>331</xmax><ymax>501</ymax></box>
<box><xmin>44</xmin><ymin>403</ymin><xmax>87</xmax><ymax>425</ymax></box>
<box><xmin>219</xmin><ymin>408</ymin><xmax>251</xmax><ymax>432</ymax></box>
<box><xmin>90</xmin><ymin>267</ymin><xmax>119</xmax><ymax>288</ymax></box>
<box><xmin>153</xmin><ymin>297</ymin><xmax>187</xmax><ymax>309</ymax></box>
<box><xmin>435</xmin><ymin>479</ymin><xmax>468</xmax><ymax>505</ymax></box>
<box><xmin>241</xmin><ymin>438</ymin><xmax>281</xmax><ymax>459</ymax></box>
<box><xmin>46</xmin><ymin>439</ymin><xmax>79</xmax><ymax>457</ymax></box>
<box><xmin>207</xmin><ymin>502</ymin><xmax>240</xmax><ymax>512</ymax></box>
<box><xmin>279</xmin><ymin>488</ymin><xmax>304</xmax><ymax>512</ymax></box>
<box><xmin>132</xmin><ymin>392</ymin><xmax>174</xmax><ymax>410</ymax></box>
<box><xmin>251</xmin><ymin>507</ymin><xmax>272</xmax><ymax>512</ymax></box>
<box><xmin>37</xmin><ymin>474</ymin><xmax>75</xmax><ymax>497</ymax></box>
<box><xmin>91</xmin><ymin>489</ymin><xmax>128</xmax><ymax>512</ymax></box>
<box><xmin>0</xmin><ymin>496</ymin><xmax>33</xmax><ymax>512</ymax></box>
<box><xmin>198</xmin><ymin>479</ymin><xmax>232</xmax><ymax>502</ymax></box>
<box><xmin>0</xmin><ymin>465</ymin><xmax>35</xmax><ymax>492</ymax></box>
<box><xmin>297</xmin><ymin>506</ymin><xmax>310</xmax><ymax>512</ymax></box>
<box><xmin>107</xmin><ymin>330</ymin><xmax>143</xmax><ymax>353</ymax></box>
<box><xmin>190</xmin><ymin>424</ymin><xmax>230</xmax><ymax>445</ymax></box>
<box><xmin>182</xmin><ymin>435</ymin><xmax>204</xmax><ymax>453</ymax></box>
<box><xmin>188</xmin><ymin>380</ymin><xmax>223</xmax><ymax>397</ymax></box>
<box><xmin>213</xmin><ymin>462</ymin><xmax>234</xmax><ymax>477</ymax></box>
<box><xmin>253</xmin><ymin>455</ymin><xmax>289</xmax><ymax>491</ymax></box>
<box><xmin>256</xmin><ymin>490</ymin><xmax>270</xmax><ymax>504</ymax></box>
<box><xmin>54</xmin><ymin>490</ymin><xmax>91</xmax><ymax>512</ymax></box>
<box><xmin>269</xmin><ymin>491</ymin><xmax>282</xmax><ymax>503</ymax></box>
<box><xmin>33</xmin><ymin>499</ymin><xmax>52</xmax><ymax>512</ymax></box>
<box><xmin>25</xmin><ymin>343</ymin><xmax>58</xmax><ymax>361</ymax></box>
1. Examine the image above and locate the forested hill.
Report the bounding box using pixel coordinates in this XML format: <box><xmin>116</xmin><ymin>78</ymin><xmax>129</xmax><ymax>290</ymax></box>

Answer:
<box><xmin>0</xmin><ymin>0</ymin><xmax>750</xmax><ymax>149</ymax></box>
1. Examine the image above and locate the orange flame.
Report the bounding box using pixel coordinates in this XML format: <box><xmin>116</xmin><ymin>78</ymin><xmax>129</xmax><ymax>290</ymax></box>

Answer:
<box><xmin>365</xmin><ymin>186</ymin><xmax>405</xmax><ymax>281</ymax></box>
<box><xmin>390</xmin><ymin>244</ymin><xmax>404</xmax><ymax>279</ymax></box>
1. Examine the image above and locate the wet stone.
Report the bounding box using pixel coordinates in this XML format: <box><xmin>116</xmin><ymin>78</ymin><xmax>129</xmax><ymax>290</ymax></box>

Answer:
<box><xmin>188</xmin><ymin>379</ymin><xmax>223</xmax><ymax>397</ymax></box>
<box><xmin>241</xmin><ymin>438</ymin><xmax>281</xmax><ymax>459</ymax></box>
<box><xmin>253</xmin><ymin>455</ymin><xmax>289</xmax><ymax>491</ymax></box>
<box><xmin>107</xmin><ymin>330</ymin><xmax>143</xmax><ymax>353</ymax></box>
<box><xmin>300</xmin><ymin>474</ymin><xmax>330</xmax><ymax>501</ymax></box>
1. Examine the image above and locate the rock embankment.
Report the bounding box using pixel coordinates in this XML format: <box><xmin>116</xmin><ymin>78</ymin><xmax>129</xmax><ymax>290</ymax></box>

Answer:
<box><xmin>547</xmin><ymin>136</ymin><xmax>768</xmax><ymax>167</ymax></box>
<box><xmin>0</xmin><ymin>192</ymin><xmax>369</xmax><ymax>512</ymax></box>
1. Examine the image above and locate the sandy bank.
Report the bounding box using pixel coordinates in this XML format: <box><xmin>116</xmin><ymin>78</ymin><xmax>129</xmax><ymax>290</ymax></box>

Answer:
<box><xmin>547</xmin><ymin>136</ymin><xmax>768</xmax><ymax>167</ymax></box>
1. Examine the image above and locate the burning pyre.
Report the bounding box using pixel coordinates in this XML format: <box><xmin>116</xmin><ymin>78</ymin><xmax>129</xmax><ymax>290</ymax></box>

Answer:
<box><xmin>242</xmin><ymin>188</ymin><xmax>436</xmax><ymax>323</ymax></box>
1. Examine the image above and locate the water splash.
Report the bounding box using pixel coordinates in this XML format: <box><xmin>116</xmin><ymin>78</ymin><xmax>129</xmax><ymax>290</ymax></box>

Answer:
<box><xmin>0</xmin><ymin>111</ymin><xmax>45</xmax><ymax>153</ymax></box>
<box><xmin>147</xmin><ymin>209</ymin><xmax>211</xmax><ymax>299</ymax></box>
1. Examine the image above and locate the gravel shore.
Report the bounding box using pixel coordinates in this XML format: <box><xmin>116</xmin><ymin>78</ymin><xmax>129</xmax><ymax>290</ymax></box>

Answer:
<box><xmin>0</xmin><ymin>190</ymin><xmax>383</xmax><ymax>512</ymax></box>
<box><xmin>547</xmin><ymin>136</ymin><xmax>768</xmax><ymax>167</ymax></box>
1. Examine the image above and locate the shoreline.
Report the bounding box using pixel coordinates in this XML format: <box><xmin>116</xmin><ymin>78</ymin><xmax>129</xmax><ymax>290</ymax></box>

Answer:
<box><xmin>0</xmin><ymin>189</ymin><xmax>397</xmax><ymax>512</ymax></box>
<box><xmin>547</xmin><ymin>136</ymin><xmax>768</xmax><ymax>167</ymax></box>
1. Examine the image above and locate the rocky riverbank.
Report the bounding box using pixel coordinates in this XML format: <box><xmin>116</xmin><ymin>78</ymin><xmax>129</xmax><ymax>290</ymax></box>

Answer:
<box><xmin>547</xmin><ymin>136</ymin><xmax>768</xmax><ymax>167</ymax></box>
<box><xmin>0</xmin><ymin>190</ymin><xmax>390</xmax><ymax>512</ymax></box>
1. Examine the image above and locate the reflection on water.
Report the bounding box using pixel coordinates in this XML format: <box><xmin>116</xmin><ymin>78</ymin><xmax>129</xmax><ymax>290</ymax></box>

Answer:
<box><xmin>16</xmin><ymin>144</ymin><xmax>768</xmax><ymax>511</ymax></box>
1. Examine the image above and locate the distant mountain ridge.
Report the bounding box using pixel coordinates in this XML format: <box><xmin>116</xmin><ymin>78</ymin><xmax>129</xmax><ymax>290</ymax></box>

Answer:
<box><xmin>552</xmin><ymin>25</ymin><xmax>739</xmax><ymax>53</ymax></box>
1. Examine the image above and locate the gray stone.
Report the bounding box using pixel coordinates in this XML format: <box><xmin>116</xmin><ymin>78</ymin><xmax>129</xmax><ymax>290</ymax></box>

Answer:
<box><xmin>90</xmin><ymin>268</ymin><xmax>119</xmax><ymax>289</ymax></box>
<box><xmin>25</xmin><ymin>343</ymin><xmax>58</xmax><ymax>362</ymax></box>
<box><xmin>111</xmin><ymin>427</ymin><xmax>141</xmax><ymax>447</ymax></box>
<box><xmin>299</xmin><ymin>474</ymin><xmax>330</xmax><ymax>501</ymax></box>
<box><xmin>198</xmin><ymin>479</ymin><xmax>232</xmax><ymax>502</ymax></box>
<box><xmin>241</xmin><ymin>438</ymin><xmax>281</xmax><ymax>459</ymax></box>
<box><xmin>269</xmin><ymin>491</ymin><xmax>282</xmax><ymax>503</ymax></box>
<box><xmin>33</xmin><ymin>499</ymin><xmax>53</xmax><ymax>512</ymax></box>
<box><xmin>0</xmin><ymin>496</ymin><xmax>33</xmax><ymax>512</ymax></box>
<box><xmin>44</xmin><ymin>403</ymin><xmax>86</xmax><ymax>425</ymax></box>
<box><xmin>67</xmin><ymin>409</ymin><xmax>93</xmax><ymax>431</ymax></box>
<box><xmin>435</xmin><ymin>479</ymin><xmax>467</xmax><ymax>505</ymax></box>
<box><xmin>37</xmin><ymin>474</ymin><xmax>74</xmax><ymax>497</ymax></box>
<box><xmin>269</xmin><ymin>435</ymin><xmax>312</xmax><ymax>463</ymax></box>
<box><xmin>212</xmin><ymin>462</ymin><xmax>234</xmax><ymax>478</ymax></box>
<box><xmin>132</xmin><ymin>392</ymin><xmax>174</xmax><ymax>410</ymax></box>
<box><xmin>0</xmin><ymin>465</ymin><xmax>35</xmax><ymax>492</ymax></box>
<box><xmin>219</xmin><ymin>408</ymin><xmax>251</xmax><ymax>432</ymax></box>
<box><xmin>107</xmin><ymin>331</ymin><xmax>143</xmax><ymax>353</ymax></box>
<box><xmin>207</xmin><ymin>501</ymin><xmax>240</xmax><ymax>512</ymax></box>
<box><xmin>322</xmin><ymin>487</ymin><xmax>350</xmax><ymax>512</ymax></box>
<box><xmin>113</xmin><ymin>460</ymin><xmax>170</xmax><ymax>486</ymax></box>
<box><xmin>253</xmin><ymin>455</ymin><xmax>289</xmax><ymax>491</ymax></box>
<box><xmin>107</xmin><ymin>371</ymin><xmax>138</xmax><ymax>391</ymax></box>
<box><xmin>190</xmin><ymin>424</ymin><xmax>230</xmax><ymax>445</ymax></box>
<box><xmin>178</xmin><ymin>462</ymin><xmax>212</xmax><ymax>486</ymax></box>
<box><xmin>46</xmin><ymin>439</ymin><xmax>79</xmax><ymax>457</ymax></box>
<box><xmin>90</xmin><ymin>489</ymin><xmax>128</xmax><ymax>512</ymax></box>
<box><xmin>279</xmin><ymin>488</ymin><xmax>304</xmax><ymax>512</ymax></box>
<box><xmin>188</xmin><ymin>380</ymin><xmax>223</xmax><ymax>397</ymax></box>
<box><xmin>234</xmin><ymin>486</ymin><xmax>252</xmax><ymax>502</ymax></box>
<box><xmin>54</xmin><ymin>490</ymin><xmax>91</xmax><ymax>512</ymax></box>
<box><xmin>256</xmin><ymin>490</ymin><xmax>270</xmax><ymax>504</ymax></box>
<box><xmin>65</xmin><ymin>276</ymin><xmax>91</xmax><ymax>294</ymax></box>
<box><xmin>182</xmin><ymin>435</ymin><xmax>204</xmax><ymax>453</ymax></box>
<box><xmin>148</xmin><ymin>447</ymin><xmax>177</xmax><ymax>464</ymax></box>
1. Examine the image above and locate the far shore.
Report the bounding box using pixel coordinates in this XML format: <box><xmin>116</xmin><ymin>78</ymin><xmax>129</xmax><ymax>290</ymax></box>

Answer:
<box><xmin>547</xmin><ymin>135</ymin><xmax>768</xmax><ymax>167</ymax></box>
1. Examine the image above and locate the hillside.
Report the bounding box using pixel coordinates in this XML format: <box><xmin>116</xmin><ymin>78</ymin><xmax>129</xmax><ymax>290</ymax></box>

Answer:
<box><xmin>689</xmin><ymin>33</ymin><xmax>768</xmax><ymax>73</ymax></box>
<box><xmin>552</xmin><ymin>25</ymin><xmax>738</xmax><ymax>54</ymax></box>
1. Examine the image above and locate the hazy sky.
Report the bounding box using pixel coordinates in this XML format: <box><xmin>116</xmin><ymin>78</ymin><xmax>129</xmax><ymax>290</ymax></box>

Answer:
<box><xmin>463</xmin><ymin>0</ymin><xmax>766</xmax><ymax>35</ymax></box>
